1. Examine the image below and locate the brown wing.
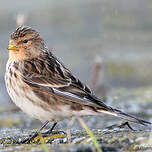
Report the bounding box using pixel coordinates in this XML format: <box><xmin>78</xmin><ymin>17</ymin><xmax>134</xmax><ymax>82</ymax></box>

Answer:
<box><xmin>21</xmin><ymin>51</ymin><xmax>110</xmax><ymax>110</ymax></box>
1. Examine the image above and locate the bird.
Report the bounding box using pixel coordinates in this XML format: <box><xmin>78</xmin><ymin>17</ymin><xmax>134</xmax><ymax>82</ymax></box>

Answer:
<box><xmin>5</xmin><ymin>26</ymin><xmax>151</xmax><ymax>143</ymax></box>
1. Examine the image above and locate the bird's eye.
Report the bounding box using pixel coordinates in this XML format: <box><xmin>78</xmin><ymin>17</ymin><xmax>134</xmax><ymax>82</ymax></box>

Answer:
<box><xmin>23</xmin><ymin>40</ymin><xmax>28</xmax><ymax>43</ymax></box>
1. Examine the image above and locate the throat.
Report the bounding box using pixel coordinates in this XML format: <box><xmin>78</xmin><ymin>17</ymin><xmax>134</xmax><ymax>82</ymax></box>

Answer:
<box><xmin>9</xmin><ymin>50</ymin><xmax>30</xmax><ymax>62</ymax></box>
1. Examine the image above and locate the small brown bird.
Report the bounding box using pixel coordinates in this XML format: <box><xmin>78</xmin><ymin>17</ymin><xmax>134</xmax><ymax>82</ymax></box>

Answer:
<box><xmin>5</xmin><ymin>26</ymin><xmax>151</xmax><ymax>143</ymax></box>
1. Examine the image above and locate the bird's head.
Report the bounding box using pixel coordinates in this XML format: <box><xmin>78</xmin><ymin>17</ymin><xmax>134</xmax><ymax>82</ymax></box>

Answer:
<box><xmin>8</xmin><ymin>26</ymin><xmax>45</xmax><ymax>61</ymax></box>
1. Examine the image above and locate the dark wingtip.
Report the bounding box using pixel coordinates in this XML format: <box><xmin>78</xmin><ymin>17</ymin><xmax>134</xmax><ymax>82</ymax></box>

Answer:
<box><xmin>111</xmin><ymin>108</ymin><xmax>152</xmax><ymax>126</ymax></box>
<box><xmin>139</xmin><ymin>119</ymin><xmax>152</xmax><ymax>126</ymax></box>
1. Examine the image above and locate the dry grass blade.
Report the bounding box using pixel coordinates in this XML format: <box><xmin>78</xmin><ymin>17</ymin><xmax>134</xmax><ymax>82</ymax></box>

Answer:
<box><xmin>37</xmin><ymin>132</ymin><xmax>49</xmax><ymax>152</ymax></box>
<box><xmin>16</xmin><ymin>13</ymin><xmax>27</xmax><ymax>26</ymax></box>
<box><xmin>78</xmin><ymin>118</ymin><xmax>102</xmax><ymax>152</ymax></box>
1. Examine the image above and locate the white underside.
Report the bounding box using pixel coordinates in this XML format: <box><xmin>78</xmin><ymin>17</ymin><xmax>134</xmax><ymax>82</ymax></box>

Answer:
<box><xmin>7</xmin><ymin>86</ymin><xmax>97</xmax><ymax>122</ymax></box>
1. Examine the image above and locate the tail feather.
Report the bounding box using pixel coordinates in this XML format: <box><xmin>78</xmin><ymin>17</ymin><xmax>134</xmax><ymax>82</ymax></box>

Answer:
<box><xmin>112</xmin><ymin>108</ymin><xmax>151</xmax><ymax>126</ymax></box>
<box><xmin>99</xmin><ymin>106</ymin><xmax>151</xmax><ymax>126</ymax></box>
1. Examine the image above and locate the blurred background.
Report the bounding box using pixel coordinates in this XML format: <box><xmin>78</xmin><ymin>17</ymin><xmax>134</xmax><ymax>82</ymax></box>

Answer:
<box><xmin>0</xmin><ymin>0</ymin><xmax>152</xmax><ymax>130</ymax></box>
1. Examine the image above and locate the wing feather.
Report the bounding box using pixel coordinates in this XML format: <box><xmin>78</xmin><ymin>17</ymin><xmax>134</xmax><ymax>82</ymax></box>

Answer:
<box><xmin>21</xmin><ymin>52</ymin><xmax>110</xmax><ymax>111</ymax></box>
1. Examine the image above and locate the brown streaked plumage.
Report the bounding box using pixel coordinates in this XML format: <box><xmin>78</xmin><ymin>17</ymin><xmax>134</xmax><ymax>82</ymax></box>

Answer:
<box><xmin>5</xmin><ymin>26</ymin><xmax>151</xmax><ymax>143</ymax></box>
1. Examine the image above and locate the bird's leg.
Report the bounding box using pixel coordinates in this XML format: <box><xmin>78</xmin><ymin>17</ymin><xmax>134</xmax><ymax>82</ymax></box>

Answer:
<box><xmin>19</xmin><ymin>120</ymin><xmax>49</xmax><ymax>144</ymax></box>
<box><xmin>43</xmin><ymin>122</ymin><xmax>57</xmax><ymax>135</ymax></box>
<box><xmin>42</xmin><ymin>122</ymin><xmax>66</xmax><ymax>135</ymax></box>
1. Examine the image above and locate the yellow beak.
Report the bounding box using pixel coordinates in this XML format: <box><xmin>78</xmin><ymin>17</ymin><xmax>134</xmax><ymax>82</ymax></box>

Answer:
<box><xmin>8</xmin><ymin>43</ymin><xmax>17</xmax><ymax>51</ymax></box>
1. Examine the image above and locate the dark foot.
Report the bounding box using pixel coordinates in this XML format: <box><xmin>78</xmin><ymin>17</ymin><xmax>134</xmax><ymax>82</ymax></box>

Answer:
<box><xmin>17</xmin><ymin>122</ymin><xmax>62</xmax><ymax>144</ymax></box>
<box><xmin>18</xmin><ymin>132</ymin><xmax>38</xmax><ymax>144</ymax></box>
<box><xmin>18</xmin><ymin>130</ymin><xmax>66</xmax><ymax>144</ymax></box>
<box><xmin>118</xmin><ymin>122</ymin><xmax>135</xmax><ymax>131</ymax></box>
<box><xmin>106</xmin><ymin>122</ymin><xmax>135</xmax><ymax>131</ymax></box>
